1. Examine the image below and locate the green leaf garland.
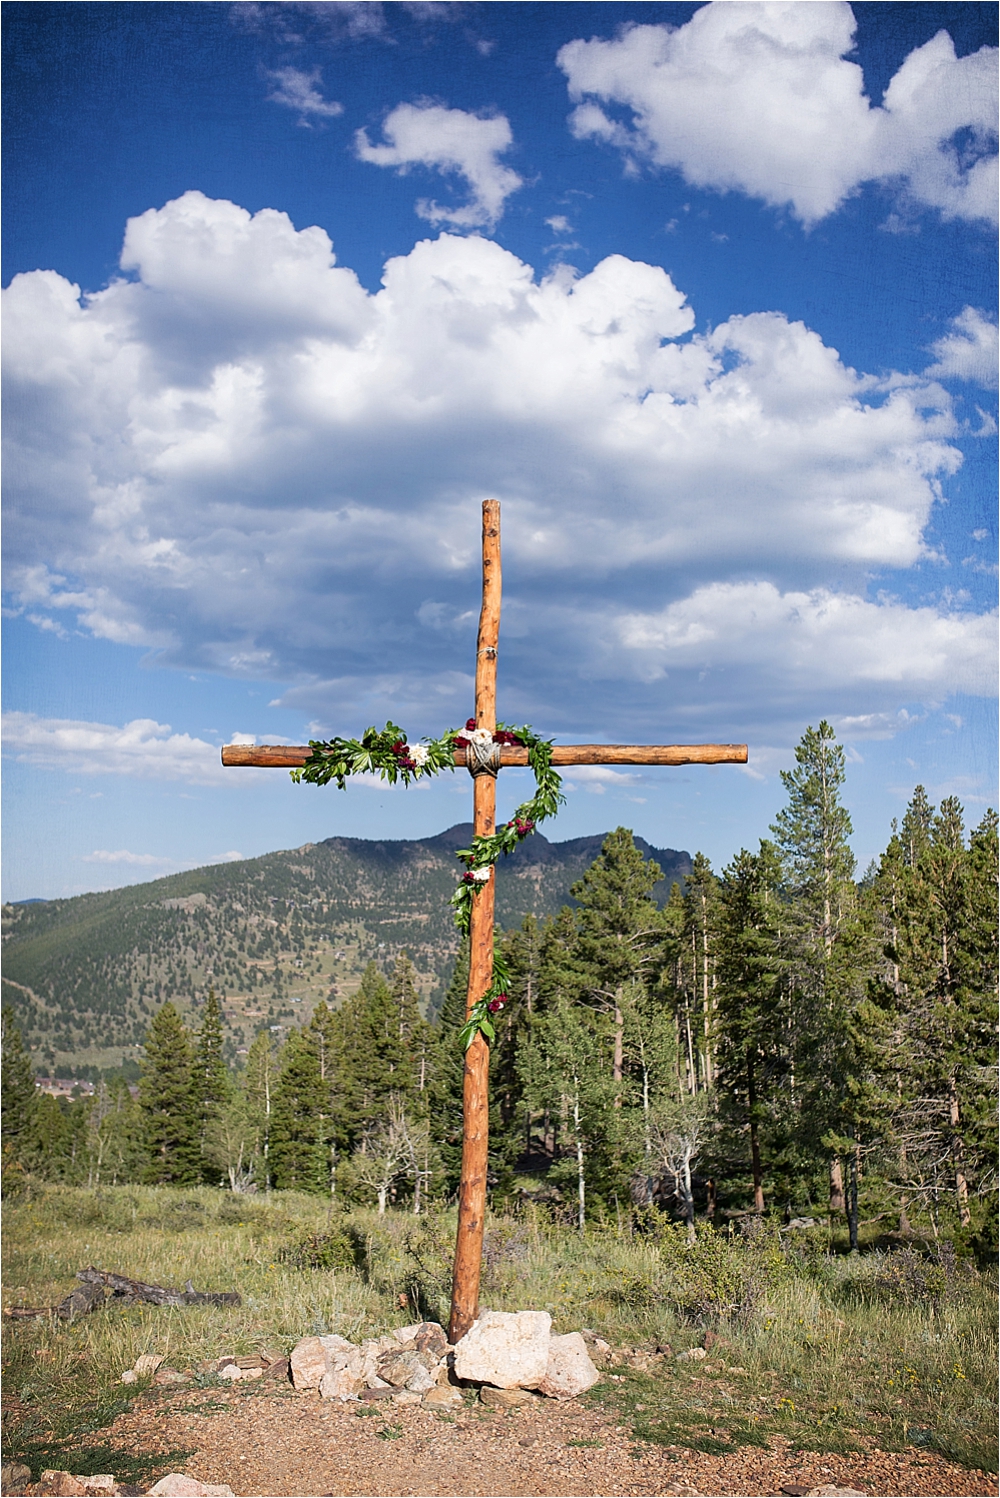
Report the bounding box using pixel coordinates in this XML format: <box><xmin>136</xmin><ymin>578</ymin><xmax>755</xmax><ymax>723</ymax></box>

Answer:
<box><xmin>290</xmin><ymin>720</ymin><xmax>564</xmax><ymax>1047</ymax></box>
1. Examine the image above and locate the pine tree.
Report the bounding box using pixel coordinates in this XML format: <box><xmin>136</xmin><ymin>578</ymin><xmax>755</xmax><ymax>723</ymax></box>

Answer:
<box><xmin>770</xmin><ymin>721</ymin><xmax>864</xmax><ymax>1222</ymax></box>
<box><xmin>192</xmin><ymin>989</ymin><xmax>230</xmax><ymax>1182</ymax></box>
<box><xmin>139</xmin><ymin>1002</ymin><xmax>199</xmax><ymax>1185</ymax></box>
<box><xmin>679</xmin><ymin>854</ymin><xmax>721</xmax><ymax>1092</ymax></box>
<box><xmin>570</xmin><ymin>828</ymin><xmax>667</xmax><ymax>1091</ymax></box>
<box><xmin>269</xmin><ymin>1029</ymin><xmax>330</xmax><ymax>1193</ymax></box>
<box><xmin>2</xmin><ymin>1010</ymin><xmax>38</xmax><ymax>1177</ymax></box>
<box><xmin>715</xmin><ymin>841</ymin><xmax>787</xmax><ymax>1213</ymax></box>
<box><xmin>428</xmin><ymin>941</ymin><xmax>469</xmax><ymax>1194</ymax></box>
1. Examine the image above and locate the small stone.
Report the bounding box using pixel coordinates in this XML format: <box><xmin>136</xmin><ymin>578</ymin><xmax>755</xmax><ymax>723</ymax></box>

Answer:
<box><xmin>132</xmin><ymin>1355</ymin><xmax>164</xmax><ymax>1377</ymax></box>
<box><xmin>392</xmin><ymin>1388</ymin><xmax>423</xmax><ymax>1404</ymax></box>
<box><xmin>289</xmin><ymin>1334</ymin><xmax>356</xmax><ymax>1390</ymax></box>
<box><xmin>120</xmin><ymin>1370</ymin><xmax>138</xmax><ymax>1384</ymax></box>
<box><xmin>37</xmin><ymin>1473</ymin><xmax>87</xmax><ymax>1497</ymax></box>
<box><xmin>480</xmin><ymin>1384</ymin><xmax>538</xmax><ymax>1408</ymax></box>
<box><xmin>453</xmin><ymin>1310</ymin><xmax>551</xmax><ymax>1389</ymax></box>
<box><xmin>1</xmin><ymin>1462</ymin><xmax>32</xmax><ymax>1495</ymax></box>
<box><xmin>358</xmin><ymin>1387</ymin><xmax>395</xmax><ymax>1401</ymax></box>
<box><xmin>154</xmin><ymin>1369</ymin><xmax>190</xmax><ymax>1386</ymax></box>
<box><xmin>146</xmin><ymin>1477</ymin><xmax>235</xmax><ymax>1497</ymax></box>
<box><xmin>804</xmin><ymin>1488</ymin><xmax>867</xmax><ymax>1497</ymax></box>
<box><xmin>234</xmin><ymin>1355</ymin><xmax>266</xmax><ymax>1370</ymax></box>
<box><xmin>392</xmin><ymin>1322</ymin><xmax>425</xmax><ymax>1345</ymax></box>
<box><xmin>422</xmin><ymin>1385</ymin><xmax>463</xmax><ymax>1409</ymax></box>
<box><xmin>675</xmin><ymin>1347</ymin><xmax>707</xmax><ymax>1362</ymax></box>
<box><xmin>536</xmin><ymin>1333</ymin><xmax>600</xmax><ymax>1400</ymax></box>
<box><xmin>81</xmin><ymin>1479</ymin><xmax>118</xmax><ymax>1496</ymax></box>
<box><xmin>413</xmin><ymin>1323</ymin><xmax>448</xmax><ymax>1359</ymax></box>
<box><xmin>260</xmin><ymin>1357</ymin><xmax>290</xmax><ymax>1382</ymax></box>
<box><xmin>218</xmin><ymin>1364</ymin><xmax>244</xmax><ymax>1381</ymax></box>
<box><xmin>319</xmin><ymin>1363</ymin><xmax>364</xmax><ymax>1401</ymax></box>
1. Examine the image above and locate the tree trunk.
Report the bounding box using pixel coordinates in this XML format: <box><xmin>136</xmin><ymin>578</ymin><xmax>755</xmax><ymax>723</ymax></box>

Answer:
<box><xmin>829</xmin><ymin>1157</ymin><xmax>845</xmax><ymax>1215</ymax></box>
<box><xmin>948</xmin><ymin>1075</ymin><xmax>971</xmax><ymax>1226</ymax></box>
<box><xmin>573</xmin><ymin>1080</ymin><xmax>585</xmax><ymax>1233</ymax></box>
<box><xmin>847</xmin><ymin>1140</ymin><xmax>860</xmax><ymax>1252</ymax></box>
<box><xmin>613</xmin><ymin>995</ymin><xmax>624</xmax><ymax>1104</ymax></box>
<box><xmin>747</xmin><ymin>1050</ymin><xmax>765</xmax><ymax>1214</ymax></box>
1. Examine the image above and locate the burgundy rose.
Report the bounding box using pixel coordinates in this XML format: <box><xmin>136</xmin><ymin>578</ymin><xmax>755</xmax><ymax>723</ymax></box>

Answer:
<box><xmin>487</xmin><ymin>995</ymin><xmax>507</xmax><ymax>1013</ymax></box>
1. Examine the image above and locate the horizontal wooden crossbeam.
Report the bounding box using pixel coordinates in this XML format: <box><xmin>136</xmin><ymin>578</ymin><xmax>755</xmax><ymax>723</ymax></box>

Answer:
<box><xmin>221</xmin><ymin>742</ymin><xmax>748</xmax><ymax>769</ymax></box>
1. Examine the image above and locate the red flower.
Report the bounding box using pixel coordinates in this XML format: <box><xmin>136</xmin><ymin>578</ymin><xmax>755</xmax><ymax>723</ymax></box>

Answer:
<box><xmin>487</xmin><ymin>995</ymin><xmax>507</xmax><ymax>1013</ymax></box>
<box><xmin>465</xmin><ymin>718</ymin><xmax>477</xmax><ymax>731</ymax></box>
<box><xmin>454</xmin><ymin>736</ymin><xmax>469</xmax><ymax>749</ymax></box>
<box><xmin>391</xmin><ymin>740</ymin><xmax>406</xmax><ymax>754</ymax></box>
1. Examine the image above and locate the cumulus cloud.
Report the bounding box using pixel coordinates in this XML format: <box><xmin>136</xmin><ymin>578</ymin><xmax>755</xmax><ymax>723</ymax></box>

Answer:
<box><xmin>355</xmin><ymin>102</ymin><xmax>523</xmax><ymax>227</ymax></box>
<box><xmin>616</xmin><ymin>583</ymin><xmax>997</xmax><ymax>698</ymax></box>
<box><xmin>1</xmin><ymin>712</ymin><xmax>254</xmax><ymax>785</ymax></box>
<box><xmin>558</xmin><ymin>3</ymin><xmax>998</xmax><ymax>227</ymax></box>
<box><xmin>82</xmin><ymin>849</ymin><xmax>175</xmax><ymax>866</ymax></box>
<box><xmin>266</xmin><ymin>67</ymin><xmax>344</xmax><ymax>125</ymax></box>
<box><xmin>925</xmin><ymin>307</ymin><xmax>999</xmax><ymax>388</ymax></box>
<box><xmin>2</xmin><ymin>191</ymin><xmax>993</xmax><ymax>750</ymax></box>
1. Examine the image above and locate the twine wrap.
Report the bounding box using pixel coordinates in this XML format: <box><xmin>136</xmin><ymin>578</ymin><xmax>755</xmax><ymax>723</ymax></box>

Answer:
<box><xmin>465</xmin><ymin>739</ymin><xmax>503</xmax><ymax>778</ymax></box>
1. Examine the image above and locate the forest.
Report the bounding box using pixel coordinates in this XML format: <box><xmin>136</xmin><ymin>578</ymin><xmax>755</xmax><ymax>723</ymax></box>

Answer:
<box><xmin>2</xmin><ymin>722</ymin><xmax>996</xmax><ymax>1252</ymax></box>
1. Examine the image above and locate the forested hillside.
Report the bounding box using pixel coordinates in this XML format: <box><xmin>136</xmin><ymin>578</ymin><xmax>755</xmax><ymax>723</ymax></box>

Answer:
<box><xmin>3</xmin><ymin>723</ymin><xmax>996</xmax><ymax>1249</ymax></box>
<box><xmin>0</xmin><ymin>824</ymin><xmax>690</xmax><ymax>1073</ymax></box>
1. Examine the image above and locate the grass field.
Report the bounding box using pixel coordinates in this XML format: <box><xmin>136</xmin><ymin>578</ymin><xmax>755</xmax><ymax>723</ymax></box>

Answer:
<box><xmin>2</xmin><ymin>1184</ymin><xmax>996</xmax><ymax>1482</ymax></box>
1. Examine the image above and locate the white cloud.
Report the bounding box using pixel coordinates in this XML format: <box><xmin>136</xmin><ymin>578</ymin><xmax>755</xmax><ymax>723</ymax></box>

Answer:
<box><xmin>925</xmin><ymin>307</ymin><xmax>999</xmax><ymax>388</ymax></box>
<box><xmin>82</xmin><ymin>849</ymin><xmax>174</xmax><ymax>866</ymax></box>
<box><xmin>355</xmin><ymin>102</ymin><xmax>523</xmax><ymax>227</ymax></box>
<box><xmin>266</xmin><ymin>67</ymin><xmax>344</xmax><ymax>125</ymax></box>
<box><xmin>1</xmin><ymin>712</ymin><xmax>249</xmax><ymax>785</ymax></box>
<box><xmin>2</xmin><ymin>191</ymin><xmax>993</xmax><ymax>750</ymax></box>
<box><xmin>615</xmin><ymin>582</ymin><xmax>996</xmax><ymax>703</ymax></box>
<box><xmin>558</xmin><ymin>4</ymin><xmax>998</xmax><ymax>227</ymax></box>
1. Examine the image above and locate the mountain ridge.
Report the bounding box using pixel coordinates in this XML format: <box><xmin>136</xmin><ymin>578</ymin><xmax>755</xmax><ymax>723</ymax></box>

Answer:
<box><xmin>1</xmin><ymin>823</ymin><xmax>690</xmax><ymax>1075</ymax></box>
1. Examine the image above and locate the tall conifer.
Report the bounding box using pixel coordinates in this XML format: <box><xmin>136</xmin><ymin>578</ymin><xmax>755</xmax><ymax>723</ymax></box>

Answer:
<box><xmin>139</xmin><ymin>1002</ymin><xmax>199</xmax><ymax>1184</ymax></box>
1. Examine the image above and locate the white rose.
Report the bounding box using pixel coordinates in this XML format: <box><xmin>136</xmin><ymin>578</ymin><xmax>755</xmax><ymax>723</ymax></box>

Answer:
<box><xmin>410</xmin><ymin>744</ymin><xmax>430</xmax><ymax>767</ymax></box>
<box><xmin>471</xmin><ymin>867</ymin><xmax>492</xmax><ymax>882</ymax></box>
<box><xmin>468</xmin><ymin>727</ymin><xmax>494</xmax><ymax>747</ymax></box>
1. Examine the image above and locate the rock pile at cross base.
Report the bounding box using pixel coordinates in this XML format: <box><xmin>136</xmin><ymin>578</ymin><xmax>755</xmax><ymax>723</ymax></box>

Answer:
<box><xmin>289</xmin><ymin>1309</ymin><xmax>601</xmax><ymax>1407</ymax></box>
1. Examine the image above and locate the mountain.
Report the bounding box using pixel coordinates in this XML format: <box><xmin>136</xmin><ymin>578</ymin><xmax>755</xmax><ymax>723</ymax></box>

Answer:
<box><xmin>0</xmin><ymin>824</ymin><xmax>689</xmax><ymax>1075</ymax></box>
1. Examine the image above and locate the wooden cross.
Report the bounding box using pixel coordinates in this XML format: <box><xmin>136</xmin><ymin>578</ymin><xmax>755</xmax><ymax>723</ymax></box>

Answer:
<box><xmin>222</xmin><ymin>499</ymin><xmax>746</xmax><ymax>1342</ymax></box>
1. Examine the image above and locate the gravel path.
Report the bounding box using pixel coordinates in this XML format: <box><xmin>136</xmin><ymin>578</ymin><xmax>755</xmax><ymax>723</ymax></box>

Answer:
<box><xmin>91</xmin><ymin>1388</ymin><xmax>998</xmax><ymax>1497</ymax></box>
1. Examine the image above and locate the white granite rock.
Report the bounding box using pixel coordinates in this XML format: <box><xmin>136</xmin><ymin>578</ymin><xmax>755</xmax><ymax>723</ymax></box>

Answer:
<box><xmin>536</xmin><ymin>1332</ymin><xmax>600</xmax><ymax>1399</ymax></box>
<box><xmin>146</xmin><ymin>1478</ymin><xmax>234</xmax><ymax>1497</ymax></box>
<box><xmin>289</xmin><ymin>1334</ymin><xmax>356</xmax><ymax>1390</ymax></box>
<box><xmin>453</xmin><ymin>1310</ymin><xmax>551</xmax><ymax>1389</ymax></box>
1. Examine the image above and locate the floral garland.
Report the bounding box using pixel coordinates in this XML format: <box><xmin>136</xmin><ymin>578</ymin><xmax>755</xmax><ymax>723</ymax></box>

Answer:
<box><xmin>291</xmin><ymin>718</ymin><xmax>564</xmax><ymax>1047</ymax></box>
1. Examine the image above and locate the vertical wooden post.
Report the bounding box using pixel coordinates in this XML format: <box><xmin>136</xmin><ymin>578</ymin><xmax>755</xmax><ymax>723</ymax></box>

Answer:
<box><xmin>448</xmin><ymin>499</ymin><xmax>501</xmax><ymax>1345</ymax></box>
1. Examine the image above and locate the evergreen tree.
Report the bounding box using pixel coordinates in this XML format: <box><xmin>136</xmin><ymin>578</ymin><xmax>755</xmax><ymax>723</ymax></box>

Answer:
<box><xmin>335</xmin><ymin>961</ymin><xmax>415</xmax><ymax>1132</ymax></box>
<box><xmin>570</xmin><ymin>828</ymin><xmax>667</xmax><ymax>1091</ymax></box>
<box><xmin>715</xmin><ymin>841</ymin><xmax>787</xmax><ymax>1213</ymax></box>
<box><xmin>269</xmin><ymin>1028</ymin><xmax>330</xmax><ymax>1193</ymax></box>
<box><xmin>138</xmin><ymin>1002</ymin><xmax>199</xmax><ymax>1184</ymax></box>
<box><xmin>428</xmin><ymin>940</ymin><xmax>469</xmax><ymax>1195</ymax></box>
<box><xmin>192</xmin><ymin>989</ymin><xmax>230</xmax><ymax>1181</ymax></box>
<box><xmin>770</xmin><ymin>721</ymin><xmax>863</xmax><ymax>1221</ymax></box>
<box><xmin>1</xmin><ymin>1010</ymin><xmax>38</xmax><ymax>1177</ymax></box>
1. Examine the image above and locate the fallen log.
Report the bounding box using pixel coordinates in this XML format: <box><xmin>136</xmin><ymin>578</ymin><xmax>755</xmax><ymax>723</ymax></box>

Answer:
<box><xmin>4</xmin><ymin>1269</ymin><xmax>241</xmax><ymax>1320</ymax></box>
<box><xmin>77</xmin><ymin>1268</ymin><xmax>242</xmax><ymax>1307</ymax></box>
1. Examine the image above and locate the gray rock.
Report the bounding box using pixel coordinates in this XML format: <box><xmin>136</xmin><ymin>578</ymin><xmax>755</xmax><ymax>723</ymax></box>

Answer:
<box><xmin>675</xmin><ymin>1347</ymin><xmax>707</xmax><ymax>1362</ymax></box>
<box><xmin>536</xmin><ymin>1333</ymin><xmax>600</xmax><ymax>1399</ymax></box>
<box><xmin>1</xmin><ymin>1461</ymin><xmax>32</xmax><ymax>1496</ymax></box>
<box><xmin>289</xmin><ymin>1333</ymin><xmax>356</xmax><ymax>1390</ymax></box>
<box><xmin>453</xmin><ymin>1310</ymin><xmax>551</xmax><ymax>1389</ymax></box>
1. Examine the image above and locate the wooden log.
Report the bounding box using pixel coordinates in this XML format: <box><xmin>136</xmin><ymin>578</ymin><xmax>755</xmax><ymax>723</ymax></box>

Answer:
<box><xmin>448</xmin><ymin>499</ymin><xmax>500</xmax><ymax>1347</ymax></box>
<box><xmin>221</xmin><ymin>742</ymin><xmax>748</xmax><ymax>768</ymax></box>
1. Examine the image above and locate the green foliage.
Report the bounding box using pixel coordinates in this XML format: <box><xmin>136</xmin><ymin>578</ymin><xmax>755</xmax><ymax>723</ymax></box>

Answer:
<box><xmin>138</xmin><ymin>1003</ymin><xmax>199</xmax><ymax>1185</ymax></box>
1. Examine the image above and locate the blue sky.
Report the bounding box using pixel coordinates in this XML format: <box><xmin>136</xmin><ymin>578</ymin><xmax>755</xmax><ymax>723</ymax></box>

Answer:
<box><xmin>3</xmin><ymin>1</ymin><xmax>997</xmax><ymax>901</ymax></box>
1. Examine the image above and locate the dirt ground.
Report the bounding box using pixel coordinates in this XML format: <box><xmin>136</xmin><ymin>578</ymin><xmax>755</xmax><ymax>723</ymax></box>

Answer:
<box><xmin>86</xmin><ymin>1387</ymin><xmax>998</xmax><ymax>1498</ymax></box>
